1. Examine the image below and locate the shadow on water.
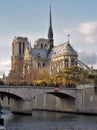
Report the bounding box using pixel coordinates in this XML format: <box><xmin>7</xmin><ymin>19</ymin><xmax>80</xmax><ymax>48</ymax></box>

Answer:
<box><xmin>2</xmin><ymin>109</ymin><xmax>97</xmax><ymax>130</ymax></box>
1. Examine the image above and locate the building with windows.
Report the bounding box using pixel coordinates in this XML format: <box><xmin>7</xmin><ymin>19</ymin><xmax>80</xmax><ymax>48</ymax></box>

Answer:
<box><xmin>8</xmin><ymin>6</ymin><xmax>81</xmax><ymax>82</ymax></box>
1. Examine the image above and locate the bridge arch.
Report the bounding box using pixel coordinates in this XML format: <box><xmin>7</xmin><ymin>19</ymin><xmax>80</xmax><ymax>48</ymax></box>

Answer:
<box><xmin>0</xmin><ymin>91</ymin><xmax>22</xmax><ymax>99</ymax></box>
<box><xmin>47</xmin><ymin>92</ymin><xmax>75</xmax><ymax>100</ymax></box>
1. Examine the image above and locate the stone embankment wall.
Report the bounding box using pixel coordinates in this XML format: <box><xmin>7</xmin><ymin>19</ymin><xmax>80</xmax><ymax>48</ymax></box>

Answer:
<box><xmin>76</xmin><ymin>88</ymin><xmax>97</xmax><ymax>114</ymax></box>
<box><xmin>32</xmin><ymin>93</ymin><xmax>76</xmax><ymax>112</ymax></box>
<box><xmin>0</xmin><ymin>97</ymin><xmax>10</xmax><ymax>108</ymax></box>
<box><xmin>31</xmin><ymin>87</ymin><xmax>97</xmax><ymax>114</ymax></box>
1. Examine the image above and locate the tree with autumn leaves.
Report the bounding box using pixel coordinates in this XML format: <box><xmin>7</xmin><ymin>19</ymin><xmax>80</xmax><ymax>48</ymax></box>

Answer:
<box><xmin>6</xmin><ymin>64</ymin><xmax>96</xmax><ymax>87</ymax></box>
<box><xmin>26</xmin><ymin>65</ymin><xmax>91</xmax><ymax>87</ymax></box>
<box><xmin>25</xmin><ymin>68</ymin><xmax>50</xmax><ymax>85</ymax></box>
<box><xmin>45</xmin><ymin>66</ymin><xmax>90</xmax><ymax>87</ymax></box>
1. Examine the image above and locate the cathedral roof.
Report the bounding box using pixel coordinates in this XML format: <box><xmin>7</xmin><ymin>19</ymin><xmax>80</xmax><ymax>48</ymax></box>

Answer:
<box><xmin>32</xmin><ymin>48</ymin><xmax>48</xmax><ymax>59</ymax></box>
<box><xmin>49</xmin><ymin>42</ymin><xmax>78</xmax><ymax>58</ymax></box>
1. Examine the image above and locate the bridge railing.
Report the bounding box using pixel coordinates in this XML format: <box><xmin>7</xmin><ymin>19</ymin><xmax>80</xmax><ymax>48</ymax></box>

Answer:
<box><xmin>0</xmin><ymin>84</ymin><xmax>77</xmax><ymax>90</ymax></box>
<box><xmin>0</xmin><ymin>84</ymin><xmax>93</xmax><ymax>90</ymax></box>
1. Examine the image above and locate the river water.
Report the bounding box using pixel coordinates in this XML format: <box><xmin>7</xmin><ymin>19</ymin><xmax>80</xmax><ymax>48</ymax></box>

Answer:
<box><xmin>2</xmin><ymin>109</ymin><xmax>97</xmax><ymax>130</ymax></box>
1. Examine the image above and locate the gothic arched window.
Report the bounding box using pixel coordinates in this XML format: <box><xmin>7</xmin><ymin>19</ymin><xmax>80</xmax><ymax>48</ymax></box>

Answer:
<box><xmin>71</xmin><ymin>58</ymin><xmax>75</xmax><ymax>65</ymax></box>
<box><xmin>23</xmin><ymin>42</ymin><xmax>25</xmax><ymax>54</ymax></box>
<box><xmin>19</xmin><ymin>42</ymin><xmax>21</xmax><ymax>55</ymax></box>
<box><xmin>44</xmin><ymin>44</ymin><xmax>47</xmax><ymax>49</ymax></box>
<box><xmin>43</xmin><ymin>63</ymin><xmax>46</xmax><ymax>67</ymax></box>
<box><xmin>65</xmin><ymin>58</ymin><xmax>69</xmax><ymax>68</ymax></box>
<box><xmin>38</xmin><ymin>63</ymin><xmax>41</xmax><ymax>69</ymax></box>
<box><xmin>41</xmin><ymin>44</ymin><xmax>43</xmax><ymax>49</ymax></box>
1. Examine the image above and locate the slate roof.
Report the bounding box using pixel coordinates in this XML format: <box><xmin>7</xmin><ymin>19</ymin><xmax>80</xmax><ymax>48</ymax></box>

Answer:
<box><xmin>32</xmin><ymin>42</ymin><xmax>78</xmax><ymax>59</ymax></box>
<box><xmin>32</xmin><ymin>48</ymin><xmax>48</xmax><ymax>59</ymax></box>
<box><xmin>49</xmin><ymin>42</ymin><xmax>78</xmax><ymax>58</ymax></box>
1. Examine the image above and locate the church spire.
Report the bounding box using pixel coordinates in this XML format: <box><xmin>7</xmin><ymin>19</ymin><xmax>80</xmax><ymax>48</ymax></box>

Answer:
<box><xmin>49</xmin><ymin>5</ymin><xmax>52</xmax><ymax>29</ymax></box>
<box><xmin>67</xmin><ymin>34</ymin><xmax>70</xmax><ymax>43</ymax></box>
<box><xmin>48</xmin><ymin>4</ymin><xmax>54</xmax><ymax>50</ymax></box>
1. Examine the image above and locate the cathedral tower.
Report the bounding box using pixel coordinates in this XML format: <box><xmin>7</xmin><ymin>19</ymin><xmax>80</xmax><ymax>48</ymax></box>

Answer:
<box><xmin>10</xmin><ymin>37</ymin><xmax>29</xmax><ymax>80</ymax></box>
<box><xmin>48</xmin><ymin>5</ymin><xmax>54</xmax><ymax>51</ymax></box>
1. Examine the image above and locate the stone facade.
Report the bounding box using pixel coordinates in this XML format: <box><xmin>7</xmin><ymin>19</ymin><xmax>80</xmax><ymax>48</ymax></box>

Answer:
<box><xmin>8</xmin><ymin>37</ymin><xmax>29</xmax><ymax>81</ymax></box>
<box><xmin>8</xmin><ymin>7</ymin><xmax>78</xmax><ymax>81</ymax></box>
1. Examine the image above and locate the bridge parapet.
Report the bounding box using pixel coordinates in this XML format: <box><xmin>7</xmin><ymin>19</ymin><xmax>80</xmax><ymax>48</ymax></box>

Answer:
<box><xmin>0</xmin><ymin>85</ymin><xmax>78</xmax><ymax>99</ymax></box>
<box><xmin>0</xmin><ymin>84</ymin><xmax>94</xmax><ymax>100</ymax></box>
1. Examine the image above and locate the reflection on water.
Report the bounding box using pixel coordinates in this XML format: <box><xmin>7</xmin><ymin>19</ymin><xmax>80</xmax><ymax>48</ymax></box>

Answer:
<box><xmin>1</xmin><ymin>109</ymin><xmax>97</xmax><ymax>130</ymax></box>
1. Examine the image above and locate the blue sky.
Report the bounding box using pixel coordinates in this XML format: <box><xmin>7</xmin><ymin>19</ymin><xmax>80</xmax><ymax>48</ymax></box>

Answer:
<box><xmin>0</xmin><ymin>0</ymin><xmax>97</xmax><ymax>77</ymax></box>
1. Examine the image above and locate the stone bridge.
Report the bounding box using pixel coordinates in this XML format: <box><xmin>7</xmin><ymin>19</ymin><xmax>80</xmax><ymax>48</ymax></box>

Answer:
<box><xmin>0</xmin><ymin>84</ymin><xmax>96</xmax><ymax>115</ymax></box>
<box><xmin>0</xmin><ymin>85</ymin><xmax>78</xmax><ymax>114</ymax></box>
<box><xmin>0</xmin><ymin>85</ymin><xmax>77</xmax><ymax>100</ymax></box>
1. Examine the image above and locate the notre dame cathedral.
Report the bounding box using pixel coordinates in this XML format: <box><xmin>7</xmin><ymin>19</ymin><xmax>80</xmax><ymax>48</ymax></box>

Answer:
<box><xmin>8</xmin><ymin>6</ymin><xmax>79</xmax><ymax>82</ymax></box>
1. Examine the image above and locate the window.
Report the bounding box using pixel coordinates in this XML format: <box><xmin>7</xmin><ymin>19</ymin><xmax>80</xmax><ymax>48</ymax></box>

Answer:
<box><xmin>71</xmin><ymin>58</ymin><xmax>75</xmax><ymax>65</ymax></box>
<box><xmin>43</xmin><ymin>63</ymin><xmax>45</xmax><ymax>67</ymax></box>
<box><xmin>41</xmin><ymin>44</ymin><xmax>43</xmax><ymax>49</ymax></box>
<box><xmin>65</xmin><ymin>58</ymin><xmax>69</xmax><ymax>68</ymax></box>
<box><xmin>23</xmin><ymin>42</ymin><xmax>25</xmax><ymax>54</ymax></box>
<box><xmin>44</xmin><ymin>44</ymin><xmax>47</xmax><ymax>48</ymax></box>
<box><xmin>19</xmin><ymin>42</ymin><xmax>21</xmax><ymax>55</ymax></box>
<box><xmin>38</xmin><ymin>63</ymin><xmax>41</xmax><ymax>69</ymax></box>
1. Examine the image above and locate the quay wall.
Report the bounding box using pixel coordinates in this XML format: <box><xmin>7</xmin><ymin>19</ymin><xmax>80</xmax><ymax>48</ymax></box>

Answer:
<box><xmin>31</xmin><ymin>86</ymin><xmax>97</xmax><ymax>114</ymax></box>
<box><xmin>76</xmin><ymin>88</ymin><xmax>97</xmax><ymax>114</ymax></box>
<box><xmin>31</xmin><ymin>93</ymin><xmax>76</xmax><ymax>112</ymax></box>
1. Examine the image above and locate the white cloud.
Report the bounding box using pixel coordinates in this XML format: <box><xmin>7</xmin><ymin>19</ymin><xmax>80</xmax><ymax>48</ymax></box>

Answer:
<box><xmin>62</xmin><ymin>21</ymin><xmax>97</xmax><ymax>44</ymax></box>
<box><xmin>55</xmin><ymin>23</ymin><xmax>97</xmax><ymax>69</ymax></box>
<box><xmin>78</xmin><ymin>51</ymin><xmax>97</xmax><ymax>69</ymax></box>
<box><xmin>1</xmin><ymin>21</ymin><xmax>97</xmax><ymax>77</ymax></box>
<box><xmin>0</xmin><ymin>60</ymin><xmax>11</xmax><ymax>66</ymax></box>
<box><xmin>78</xmin><ymin>21</ymin><xmax>97</xmax><ymax>43</ymax></box>
<box><xmin>0</xmin><ymin>60</ymin><xmax>11</xmax><ymax>77</ymax></box>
